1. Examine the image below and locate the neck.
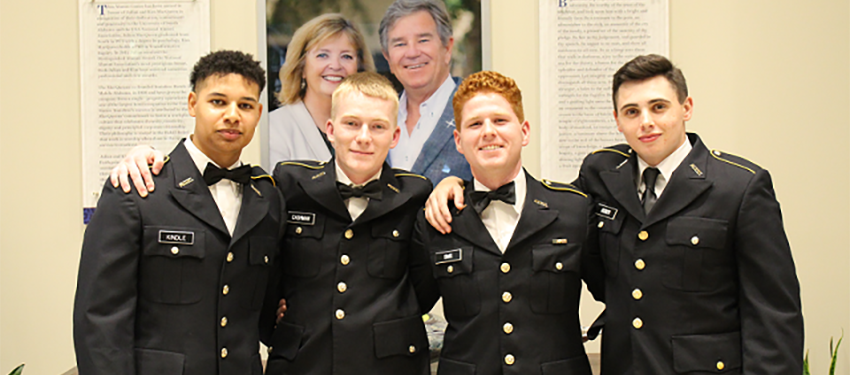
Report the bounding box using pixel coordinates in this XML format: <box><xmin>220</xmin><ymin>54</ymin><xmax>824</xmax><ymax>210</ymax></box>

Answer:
<box><xmin>472</xmin><ymin>162</ymin><xmax>522</xmax><ymax>191</ymax></box>
<box><xmin>404</xmin><ymin>72</ymin><xmax>449</xmax><ymax>108</ymax></box>
<box><xmin>190</xmin><ymin>135</ymin><xmax>239</xmax><ymax>168</ymax></box>
<box><xmin>302</xmin><ymin>92</ymin><xmax>332</xmax><ymax>134</ymax></box>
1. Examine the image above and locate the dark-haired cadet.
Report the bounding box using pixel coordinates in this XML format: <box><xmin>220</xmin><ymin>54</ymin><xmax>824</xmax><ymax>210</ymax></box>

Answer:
<box><xmin>73</xmin><ymin>50</ymin><xmax>284</xmax><ymax>375</ymax></box>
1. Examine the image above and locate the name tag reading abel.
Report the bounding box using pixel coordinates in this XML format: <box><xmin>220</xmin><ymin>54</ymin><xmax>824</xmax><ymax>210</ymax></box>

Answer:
<box><xmin>158</xmin><ymin>230</ymin><xmax>195</xmax><ymax>245</ymax></box>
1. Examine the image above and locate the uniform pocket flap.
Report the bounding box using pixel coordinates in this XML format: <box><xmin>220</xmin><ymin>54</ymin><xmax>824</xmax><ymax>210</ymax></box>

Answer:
<box><xmin>672</xmin><ymin>331</ymin><xmax>742</xmax><ymax>373</ymax></box>
<box><xmin>595</xmin><ymin>202</ymin><xmax>624</xmax><ymax>234</ymax></box>
<box><xmin>532</xmin><ymin>244</ymin><xmax>581</xmax><ymax>273</ymax></box>
<box><xmin>249</xmin><ymin>236</ymin><xmax>277</xmax><ymax>265</ymax></box>
<box><xmin>666</xmin><ymin>217</ymin><xmax>728</xmax><ymax>249</ymax></box>
<box><xmin>270</xmin><ymin>321</ymin><xmax>305</xmax><ymax>361</ymax></box>
<box><xmin>436</xmin><ymin>357</ymin><xmax>476</xmax><ymax>375</ymax></box>
<box><xmin>373</xmin><ymin>314</ymin><xmax>429</xmax><ymax>359</ymax></box>
<box><xmin>143</xmin><ymin>226</ymin><xmax>205</xmax><ymax>259</ymax></box>
<box><xmin>541</xmin><ymin>355</ymin><xmax>592</xmax><ymax>375</ymax></box>
<box><xmin>433</xmin><ymin>246</ymin><xmax>474</xmax><ymax>278</ymax></box>
<box><xmin>135</xmin><ymin>348</ymin><xmax>185</xmax><ymax>375</ymax></box>
<box><xmin>371</xmin><ymin>219</ymin><xmax>411</xmax><ymax>241</ymax></box>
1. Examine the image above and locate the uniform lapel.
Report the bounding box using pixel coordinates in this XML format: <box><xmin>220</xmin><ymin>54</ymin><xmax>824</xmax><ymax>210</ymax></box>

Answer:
<box><xmin>296</xmin><ymin>159</ymin><xmax>351</xmax><ymax>222</ymax></box>
<box><xmin>642</xmin><ymin>134</ymin><xmax>713</xmax><ymax>228</ymax></box>
<box><xmin>450</xmin><ymin>180</ymin><xmax>502</xmax><ymax>256</ymax></box>
<box><xmin>230</xmin><ymin>177</ymin><xmax>270</xmax><ymax>245</ymax></box>
<box><xmin>505</xmin><ymin>172</ymin><xmax>559</xmax><ymax>251</ymax></box>
<box><xmin>600</xmin><ymin>153</ymin><xmax>646</xmax><ymax>222</ymax></box>
<box><xmin>168</xmin><ymin>143</ymin><xmax>230</xmax><ymax>236</ymax></box>
<box><xmin>410</xmin><ymin>79</ymin><xmax>459</xmax><ymax>174</ymax></box>
<box><xmin>352</xmin><ymin>163</ymin><xmax>411</xmax><ymax>225</ymax></box>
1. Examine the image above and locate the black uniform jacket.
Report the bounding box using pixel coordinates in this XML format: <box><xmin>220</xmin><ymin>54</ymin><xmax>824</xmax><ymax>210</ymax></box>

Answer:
<box><xmin>74</xmin><ymin>141</ymin><xmax>285</xmax><ymax>375</ymax></box>
<box><xmin>577</xmin><ymin>133</ymin><xmax>803</xmax><ymax>375</ymax></box>
<box><xmin>411</xmin><ymin>170</ymin><xmax>605</xmax><ymax>375</ymax></box>
<box><xmin>266</xmin><ymin>160</ymin><xmax>433</xmax><ymax>375</ymax></box>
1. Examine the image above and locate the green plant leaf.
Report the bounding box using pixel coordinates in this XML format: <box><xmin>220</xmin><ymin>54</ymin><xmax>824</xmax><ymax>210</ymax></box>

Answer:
<box><xmin>829</xmin><ymin>331</ymin><xmax>843</xmax><ymax>375</ymax></box>
<box><xmin>803</xmin><ymin>349</ymin><xmax>811</xmax><ymax>375</ymax></box>
<box><xmin>8</xmin><ymin>364</ymin><xmax>24</xmax><ymax>375</ymax></box>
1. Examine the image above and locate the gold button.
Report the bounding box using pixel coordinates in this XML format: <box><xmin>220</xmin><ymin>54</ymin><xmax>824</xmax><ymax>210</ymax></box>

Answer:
<box><xmin>500</xmin><ymin>263</ymin><xmax>511</xmax><ymax>273</ymax></box>
<box><xmin>632</xmin><ymin>317</ymin><xmax>643</xmax><ymax>329</ymax></box>
<box><xmin>638</xmin><ymin>231</ymin><xmax>649</xmax><ymax>241</ymax></box>
<box><xmin>340</xmin><ymin>255</ymin><xmax>350</xmax><ymax>265</ymax></box>
<box><xmin>337</xmin><ymin>282</ymin><xmax>347</xmax><ymax>293</ymax></box>
<box><xmin>335</xmin><ymin>309</ymin><xmax>345</xmax><ymax>320</ymax></box>
<box><xmin>344</xmin><ymin>229</ymin><xmax>354</xmax><ymax>239</ymax></box>
<box><xmin>691</xmin><ymin>236</ymin><xmax>700</xmax><ymax>245</ymax></box>
<box><xmin>502</xmin><ymin>291</ymin><xmax>513</xmax><ymax>303</ymax></box>
<box><xmin>220</xmin><ymin>316</ymin><xmax>228</xmax><ymax>327</ymax></box>
<box><xmin>447</xmin><ymin>265</ymin><xmax>454</xmax><ymax>273</ymax></box>
<box><xmin>221</xmin><ymin>347</ymin><xmax>228</xmax><ymax>358</ymax></box>
<box><xmin>555</xmin><ymin>262</ymin><xmax>564</xmax><ymax>271</ymax></box>
<box><xmin>504</xmin><ymin>354</ymin><xmax>515</xmax><ymax>365</ymax></box>
<box><xmin>222</xmin><ymin>285</ymin><xmax>230</xmax><ymax>295</ymax></box>
<box><xmin>267</xmin><ymin>346</ymin><xmax>273</xmax><ymax>353</ymax></box>
<box><xmin>295</xmin><ymin>227</ymin><xmax>302</xmax><ymax>234</ymax></box>
<box><xmin>264</xmin><ymin>255</ymin><xmax>269</xmax><ymax>264</ymax></box>
<box><xmin>598</xmin><ymin>221</ymin><xmax>604</xmax><ymax>228</ymax></box>
<box><xmin>408</xmin><ymin>345</ymin><xmax>416</xmax><ymax>353</ymax></box>
<box><xmin>226</xmin><ymin>252</ymin><xmax>234</xmax><ymax>262</ymax></box>
<box><xmin>716</xmin><ymin>361</ymin><xmax>725</xmax><ymax>370</ymax></box>
<box><xmin>392</xmin><ymin>229</ymin><xmax>400</xmax><ymax>238</ymax></box>
<box><xmin>171</xmin><ymin>246</ymin><xmax>179</xmax><ymax>255</ymax></box>
<box><xmin>632</xmin><ymin>288</ymin><xmax>643</xmax><ymax>300</ymax></box>
<box><xmin>635</xmin><ymin>259</ymin><xmax>646</xmax><ymax>270</ymax></box>
<box><xmin>503</xmin><ymin>322</ymin><xmax>514</xmax><ymax>334</ymax></box>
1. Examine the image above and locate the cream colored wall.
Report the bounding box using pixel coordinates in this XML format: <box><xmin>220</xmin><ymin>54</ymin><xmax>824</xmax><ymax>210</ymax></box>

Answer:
<box><xmin>0</xmin><ymin>0</ymin><xmax>847</xmax><ymax>374</ymax></box>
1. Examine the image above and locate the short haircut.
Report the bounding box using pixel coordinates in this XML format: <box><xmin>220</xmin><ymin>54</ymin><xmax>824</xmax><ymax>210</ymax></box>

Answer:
<box><xmin>612</xmin><ymin>54</ymin><xmax>688</xmax><ymax>111</ymax></box>
<box><xmin>379</xmin><ymin>0</ymin><xmax>453</xmax><ymax>53</ymax></box>
<box><xmin>331</xmin><ymin>72</ymin><xmax>399</xmax><ymax>124</ymax></box>
<box><xmin>190</xmin><ymin>50</ymin><xmax>266</xmax><ymax>94</ymax></box>
<box><xmin>277</xmin><ymin>13</ymin><xmax>375</xmax><ymax>105</ymax></box>
<box><xmin>452</xmin><ymin>71</ymin><xmax>524</xmax><ymax>129</ymax></box>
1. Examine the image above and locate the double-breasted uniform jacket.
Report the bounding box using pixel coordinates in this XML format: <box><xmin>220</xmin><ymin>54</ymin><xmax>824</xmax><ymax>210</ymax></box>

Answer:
<box><xmin>577</xmin><ymin>133</ymin><xmax>803</xmax><ymax>375</ymax></box>
<box><xmin>74</xmin><ymin>141</ymin><xmax>285</xmax><ymax>375</ymax></box>
<box><xmin>410</xmin><ymin>171</ymin><xmax>605</xmax><ymax>375</ymax></box>
<box><xmin>406</xmin><ymin>77</ymin><xmax>473</xmax><ymax>183</ymax></box>
<box><xmin>265</xmin><ymin>160</ymin><xmax>433</xmax><ymax>375</ymax></box>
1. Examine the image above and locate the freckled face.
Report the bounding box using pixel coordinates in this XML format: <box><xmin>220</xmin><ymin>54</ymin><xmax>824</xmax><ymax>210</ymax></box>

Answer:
<box><xmin>454</xmin><ymin>92</ymin><xmax>529</xmax><ymax>179</ymax></box>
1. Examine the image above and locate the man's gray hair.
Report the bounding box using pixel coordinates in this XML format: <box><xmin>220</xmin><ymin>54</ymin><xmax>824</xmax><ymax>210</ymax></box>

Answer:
<box><xmin>379</xmin><ymin>0</ymin><xmax>453</xmax><ymax>53</ymax></box>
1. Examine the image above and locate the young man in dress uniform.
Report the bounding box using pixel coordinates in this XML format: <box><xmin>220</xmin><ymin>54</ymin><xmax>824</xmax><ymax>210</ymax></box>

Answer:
<box><xmin>74</xmin><ymin>50</ymin><xmax>284</xmax><ymax>375</ymax></box>
<box><xmin>575</xmin><ymin>54</ymin><xmax>803</xmax><ymax>374</ymax></box>
<box><xmin>263</xmin><ymin>71</ymin><xmax>434</xmax><ymax>375</ymax></box>
<box><xmin>410</xmin><ymin>71</ymin><xmax>605</xmax><ymax>375</ymax></box>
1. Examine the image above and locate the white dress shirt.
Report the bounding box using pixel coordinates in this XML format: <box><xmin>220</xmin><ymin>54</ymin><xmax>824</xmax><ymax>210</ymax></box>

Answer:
<box><xmin>636</xmin><ymin>137</ymin><xmax>693</xmax><ymax>199</ymax></box>
<box><xmin>389</xmin><ymin>75</ymin><xmax>456</xmax><ymax>170</ymax></box>
<box><xmin>185</xmin><ymin>137</ymin><xmax>243</xmax><ymax>235</ymax></box>
<box><xmin>335</xmin><ymin>162</ymin><xmax>381</xmax><ymax>222</ymax></box>
<box><xmin>474</xmin><ymin>170</ymin><xmax>527</xmax><ymax>253</ymax></box>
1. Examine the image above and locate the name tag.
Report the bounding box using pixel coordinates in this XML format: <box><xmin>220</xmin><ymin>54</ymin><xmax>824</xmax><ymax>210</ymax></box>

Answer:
<box><xmin>287</xmin><ymin>211</ymin><xmax>316</xmax><ymax>225</ymax></box>
<box><xmin>435</xmin><ymin>249</ymin><xmax>462</xmax><ymax>265</ymax></box>
<box><xmin>158</xmin><ymin>230</ymin><xmax>194</xmax><ymax>245</ymax></box>
<box><xmin>595</xmin><ymin>203</ymin><xmax>618</xmax><ymax>220</ymax></box>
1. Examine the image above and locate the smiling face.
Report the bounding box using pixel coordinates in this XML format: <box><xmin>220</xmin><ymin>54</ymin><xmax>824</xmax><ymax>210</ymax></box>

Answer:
<box><xmin>302</xmin><ymin>33</ymin><xmax>359</xmax><ymax>101</ymax></box>
<box><xmin>383</xmin><ymin>10</ymin><xmax>453</xmax><ymax>99</ymax></box>
<box><xmin>454</xmin><ymin>92</ymin><xmax>529</xmax><ymax>187</ymax></box>
<box><xmin>188</xmin><ymin>73</ymin><xmax>262</xmax><ymax>167</ymax></box>
<box><xmin>327</xmin><ymin>91</ymin><xmax>400</xmax><ymax>184</ymax></box>
<box><xmin>614</xmin><ymin>75</ymin><xmax>693</xmax><ymax>166</ymax></box>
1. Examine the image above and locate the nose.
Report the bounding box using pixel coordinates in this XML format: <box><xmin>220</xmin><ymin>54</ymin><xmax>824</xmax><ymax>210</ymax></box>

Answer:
<box><xmin>481</xmin><ymin>119</ymin><xmax>497</xmax><ymax>137</ymax></box>
<box><xmin>403</xmin><ymin>43</ymin><xmax>422</xmax><ymax>59</ymax></box>
<box><xmin>639</xmin><ymin>109</ymin><xmax>654</xmax><ymax>128</ymax></box>
<box><xmin>354</xmin><ymin>124</ymin><xmax>372</xmax><ymax>144</ymax></box>
<box><xmin>223</xmin><ymin>102</ymin><xmax>240</xmax><ymax>124</ymax></box>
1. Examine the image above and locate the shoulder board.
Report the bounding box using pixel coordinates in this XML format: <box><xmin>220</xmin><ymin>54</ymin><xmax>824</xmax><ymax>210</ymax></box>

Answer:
<box><xmin>710</xmin><ymin>150</ymin><xmax>759</xmax><ymax>174</ymax></box>
<box><xmin>248</xmin><ymin>165</ymin><xmax>276</xmax><ymax>187</ymax></box>
<box><xmin>541</xmin><ymin>179</ymin><xmax>587</xmax><ymax>198</ymax></box>
<box><xmin>251</xmin><ymin>174</ymin><xmax>276</xmax><ymax>187</ymax></box>
<box><xmin>393</xmin><ymin>171</ymin><xmax>427</xmax><ymax>180</ymax></box>
<box><xmin>278</xmin><ymin>160</ymin><xmax>327</xmax><ymax>170</ymax></box>
<box><xmin>591</xmin><ymin>146</ymin><xmax>631</xmax><ymax>158</ymax></box>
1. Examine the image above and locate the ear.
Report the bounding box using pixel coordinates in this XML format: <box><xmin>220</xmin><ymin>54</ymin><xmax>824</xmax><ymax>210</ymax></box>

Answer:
<box><xmin>520</xmin><ymin>120</ymin><xmax>531</xmax><ymax>147</ymax></box>
<box><xmin>382</xmin><ymin>50</ymin><xmax>394</xmax><ymax>74</ymax></box>
<box><xmin>613</xmin><ymin>109</ymin><xmax>624</xmax><ymax>133</ymax></box>
<box><xmin>188</xmin><ymin>92</ymin><xmax>198</xmax><ymax>117</ymax></box>
<box><xmin>453</xmin><ymin>129</ymin><xmax>464</xmax><ymax>155</ymax></box>
<box><xmin>325</xmin><ymin>119</ymin><xmax>336</xmax><ymax>144</ymax></box>
<box><xmin>682</xmin><ymin>97</ymin><xmax>694</xmax><ymax>121</ymax></box>
<box><xmin>389</xmin><ymin>124</ymin><xmax>401</xmax><ymax>149</ymax></box>
<box><xmin>443</xmin><ymin>37</ymin><xmax>455</xmax><ymax>65</ymax></box>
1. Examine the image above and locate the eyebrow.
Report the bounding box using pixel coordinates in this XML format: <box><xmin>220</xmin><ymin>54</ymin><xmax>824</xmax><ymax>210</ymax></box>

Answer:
<box><xmin>619</xmin><ymin>98</ymin><xmax>670</xmax><ymax>112</ymax></box>
<box><xmin>389</xmin><ymin>32</ymin><xmax>434</xmax><ymax>44</ymax></box>
<box><xmin>207</xmin><ymin>92</ymin><xmax>259</xmax><ymax>103</ymax></box>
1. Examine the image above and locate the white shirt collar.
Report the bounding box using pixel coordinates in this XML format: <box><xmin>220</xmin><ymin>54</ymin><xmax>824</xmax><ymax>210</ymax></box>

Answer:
<box><xmin>334</xmin><ymin>160</ymin><xmax>381</xmax><ymax>187</ymax></box>
<box><xmin>473</xmin><ymin>168</ymin><xmax>527</xmax><ymax>216</ymax></box>
<box><xmin>636</xmin><ymin>136</ymin><xmax>692</xmax><ymax>194</ymax></box>
<box><xmin>398</xmin><ymin>75</ymin><xmax>456</xmax><ymax>121</ymax></box>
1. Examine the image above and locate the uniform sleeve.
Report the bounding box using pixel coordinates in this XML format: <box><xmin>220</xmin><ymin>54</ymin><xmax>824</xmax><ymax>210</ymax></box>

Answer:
<box><xmin>73</xmin><ymin>182</ymin><xmax>141</xmax><ymax>375</ymax></box>
<box><xmin>409</xmin><ymin>211</ymin><xmax>440</xmax><ymax>313</ymax></box>
<box><xmin>582</xmin><ymin>198</ymin><xmax>606</xmax><ymax>303</ymax></box>
<box><xmin>259</xmin><ymin>187</ymin><xmax>287</xmax><ymax>345</ymax></box>
<box><xmin>735</xmin><ymin>169</ymin><xmax>803</xmax><ymax>374</ymax></box>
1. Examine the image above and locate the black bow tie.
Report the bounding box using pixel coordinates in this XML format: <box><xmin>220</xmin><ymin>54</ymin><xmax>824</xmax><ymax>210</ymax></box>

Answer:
<box><xmin>337</xmin><ymin>180</ymin><xmax>382</xmax><ymax>200</ymax></box>
<box><xmin>203</xmin><ymin>163</ymin><xmax>252</xmax><ymax>185</ymax></box>
<box><xmin>469</xmin><ymin>181</ymin><xmax>516</xmax><ymax>214</ymax></box>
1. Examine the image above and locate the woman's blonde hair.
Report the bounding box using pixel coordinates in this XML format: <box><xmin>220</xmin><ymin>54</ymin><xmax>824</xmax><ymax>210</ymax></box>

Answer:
<box><xmin>277</xmin><ymin>13</ymin><xmax>375</xmax><ymax>105</ymax></box>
